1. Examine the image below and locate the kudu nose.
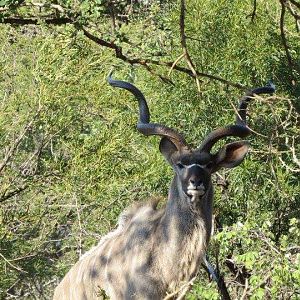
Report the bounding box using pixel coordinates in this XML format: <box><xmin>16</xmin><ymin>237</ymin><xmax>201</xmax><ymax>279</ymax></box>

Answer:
<box><xmin>189</xmin><ymin>179</ymin><xmax>203</xmax><ymax>188</ymax></box>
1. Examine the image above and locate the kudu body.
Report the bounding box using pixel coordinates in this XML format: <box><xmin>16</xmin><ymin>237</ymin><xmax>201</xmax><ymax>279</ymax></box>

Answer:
<box><xmin>54</xmin><ymin>77</ymin><xmax>275</xmax><ymax>300</ymax></box>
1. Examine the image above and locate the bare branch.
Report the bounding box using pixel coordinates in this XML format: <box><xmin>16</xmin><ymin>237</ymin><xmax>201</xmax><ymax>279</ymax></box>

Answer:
<box><xmin>279</xmin><ymin>0</ymin><xmax>296</xmax><ymax>85</ymax></box>
<box><xmin>240</xmin><ymin>278</ymin><xmax>249</xmax><ymax>300</ymax></box>
<box><xmin>0</xmin><ymin>108</ymin><xmax>41</xmax><ymax>174</ymax></box>
<box><xmin>1</xmin><ymin>7</ymin><xmax>246</xmax><ymax>90</ymax></box>
<box><xmin>246</xmin><ymin>0</ymin><xmax>257</xmax><ymax>21</ymax></box>
<box><xmin>286</xmin><ymin>136</ymin><xmax>300</xmax><ymax>168</ymax></box>
<box><xmin>30</xmin><ymin>2</ymin><xmax>65</xmax><ymax>13</ymax></box>
<box><xmin>0</xmin><ymin>2</ymin><xmax>65</xmax><ymax>13</ymax></box>
<box><xmin>82</xmin><ymin>27</ymin><xmax>246</xmax><ymax>88</ymax></box>
<box><xmin>0</xmin><ymin>185</ymin><xmax>28</xmax><ymax>203</ymax></box>
<box><xmin>287</xmin><ymin>1</ymin><xmax>300</xmax><ymax>31</ymax></box>
<box><xmin>0</xmin><ymin>252</ymin><xmax>27</xmax><ymax>273</ymax></box>
<box><xmin>168</xmin><ymin>53</ymin><xmax>185</xmax><ymax>76</ymax></box>
<box><xmin>2</xmin><ymin>17</ymin><xmax>72</xmax><ymax>25</ymax></box>
<box><xmin>179</xmin><ymin>0</ymin><xmax>201</xmax><ymax>92</ymax></box>
<box><xmin>289</xmin><ymin>0</ymin><xmax>300</xmax><ymax>9</ymax></box>
<box><xmin>163</xmin><ymin>276</ymin><xmax>197</xmax><ymax>300</ymax></box>
<box><xmin>142</xmin><ymin>63</ymin><xmax>174</xmax><ymax>84</ymax></box>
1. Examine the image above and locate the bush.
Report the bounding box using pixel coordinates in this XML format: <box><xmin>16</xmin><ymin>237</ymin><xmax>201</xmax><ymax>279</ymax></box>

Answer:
<box><xmin>0</xmin><ymin>0</ymin><xmax>299</xmax><ymax>298</ymax></box>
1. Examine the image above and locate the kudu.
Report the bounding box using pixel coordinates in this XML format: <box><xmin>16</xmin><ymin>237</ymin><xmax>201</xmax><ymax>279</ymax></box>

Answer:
<box><xmin>53</xmin><ymin>77</ymin><xmax>275</xmax><ymax>300</ymax></box>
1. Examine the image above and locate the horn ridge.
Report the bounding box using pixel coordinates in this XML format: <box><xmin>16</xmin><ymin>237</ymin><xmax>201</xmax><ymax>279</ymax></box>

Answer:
<box><xmin>108</xmin><ymin>73</ymin><xmax>190</xmax><ymax>150</ymax></box>
<box><xmin>199</xmin><ymin>82</ymin><xmax>276</xmax><ymax>153</ymax></box>
<box><xmin>108</xmin><ymin>75</ymin><xmax>150</xmax><ymax>124</ymax></box>
<box><xmin>236</xmin><ymin>83</ymin><xmax>276</xmax><ymax>125</ymax></box>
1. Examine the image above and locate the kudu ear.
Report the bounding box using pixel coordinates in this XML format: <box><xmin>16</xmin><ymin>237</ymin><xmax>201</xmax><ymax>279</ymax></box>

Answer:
<box><xmin>159</xmin><ymin>137</ymin><xmax>179</xmax><ymax>163</ymax></box>
<box><xmin>213</xmin><ymin>141</ymin><xmax>249</xmax><ymax>171</ymax></box>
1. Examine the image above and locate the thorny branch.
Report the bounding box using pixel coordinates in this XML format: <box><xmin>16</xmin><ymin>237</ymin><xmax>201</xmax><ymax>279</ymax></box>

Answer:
<box><xmin>0</xmin><ymin>185</ymin><xmax>28</xmax><ymax>203</ymax></box>
<box><xmin>240</xmin><ymin>278</ymin><xmax>249</xmax><ymax>300</ymax></box>
<box><xmin>266</xmin><ymin>96</ymin><xmax>300</xmax><ymax>173</ymax></box>
<box><xmin>246</xmin><ymin>0</ymin><xmax>299</xmax><ymax>83</ymax></box>
<box><xmin>0</xmin><ymin>2</ymin><xmax>65</xmax><ymax>13</ymax></box>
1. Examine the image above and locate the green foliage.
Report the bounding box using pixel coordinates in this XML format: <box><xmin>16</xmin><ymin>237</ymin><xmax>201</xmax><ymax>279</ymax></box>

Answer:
<box><xmin>0</xmin><ymin>0</ymin><xmax>299</xmax><ymax>299</ymax></box>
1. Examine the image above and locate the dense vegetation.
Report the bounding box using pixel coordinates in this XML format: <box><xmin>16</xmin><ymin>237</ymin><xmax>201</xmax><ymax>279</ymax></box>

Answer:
<box><xmin>0</xmin><ymin>0</ymin><xmax>299</xmax><ymax>299</ymax></box>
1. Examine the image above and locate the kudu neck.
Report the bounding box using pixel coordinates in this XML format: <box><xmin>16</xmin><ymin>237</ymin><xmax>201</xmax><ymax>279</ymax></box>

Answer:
<box><xmin>163</xmin><ymin>174</ymin><xmax>214</xmax><ymax>234</ymax></box>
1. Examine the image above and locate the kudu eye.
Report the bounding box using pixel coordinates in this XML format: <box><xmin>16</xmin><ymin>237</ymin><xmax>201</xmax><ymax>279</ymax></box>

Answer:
<box><xmin>176</xmin><ymin>163</ymin><xmax>184</xmax><ymax>169</ymax></box>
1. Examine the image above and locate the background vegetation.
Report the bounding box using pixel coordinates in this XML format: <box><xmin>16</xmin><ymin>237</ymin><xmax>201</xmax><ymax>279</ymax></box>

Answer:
<box><xmin>0</xmin><ymin>0</ymin><xmax>299</xmax><ymax>299</ymax></box>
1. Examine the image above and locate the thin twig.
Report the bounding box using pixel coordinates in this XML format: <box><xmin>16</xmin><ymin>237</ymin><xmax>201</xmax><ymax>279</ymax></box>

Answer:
<box><xmin>286</xmin><ymin>136</ymin><xmax>300</xmax><ymax>167</ymax></box>
<box><xmin>290</xmin><ymin>0</ymin><xmax>300</xmax><ymax>9</ymax></box>
<box><xmin>31</xmin><ymin>2</ymin><xmax>65</xmax><ymax>13</ymax></box>
<box><xmin>278</xmin><ymin>156</ymin><xmax>300</xmax><ymax>172</ymax></box>
<box><xmin>287</xmin><ymin>1</ymin><xmax>300</xmax><ymax>31</ymax></box>
<box><xmin>240</xmin><ymin>278</ymin><xmax>249</xmax><ymax>300</ymax></box>
<box><xmin>168</xmin><ymin>53</ymin><xmax>185</xmax><ymax>76</ymax></box>
<box><xmin>250</xmin><ymin>230</ymin><xmax>281</xmax><ymax>255</ymax></box>
<box><xmin>163</xmin><ymin>276</ymin><xmax>197</xmax><ymax>300</ymax></box>
<box><xmin>180</xmin><ymin>0</ymin><xmax>201</xmax><ymax>92</ymax></box>
<box><xmin>74</xmin><ymin>194</ymin><xmax>83</xmax><ymax>258</ymax></box>
<box><xmin>0</xmin><ymin>252</ymin><xmax>27</xmax><ymax>273</ymax></box>
<box><xmin>0</xmin><ymin>2</ymin><xmax>65</xmax><ymax>13</ymax></box>
<box><xmin>1</xmin><ymin>14</ymin><xmax>246</xmax><ymax>89</ymax></box>
<box><xmin>0</xmin><ymin>107</ymin><xmax>41</xmax><ymax>174</ymax></box>
<box><xmin>279</xmin><ymin>0</ymin><xmax>296</xmax><ymax>85</ymax></box>
<box><xmin>0</xmin><ymin>185</ymin><xmax>28</xmax><ymax>203</ymax></box>
<box><xmin>227</xmin><ymin>96</ymin><xmax>268</xmax><ymax>138</ymax></box>
<box><xmin>246</xmin><ymin>0</ymin><xmax>257</xmax><ymax>22</ymax></box>
<box><xmin>142</xmin><ymin>63</ymin><xmax>174</xmax><ymax>84</ymax></box>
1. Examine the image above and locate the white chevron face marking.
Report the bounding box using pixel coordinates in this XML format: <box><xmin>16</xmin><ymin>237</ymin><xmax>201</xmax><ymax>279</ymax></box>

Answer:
<box><xmin>185</xmin><ymin>163</ymin><xmax>206</xmax><ymax>169</ymax></box>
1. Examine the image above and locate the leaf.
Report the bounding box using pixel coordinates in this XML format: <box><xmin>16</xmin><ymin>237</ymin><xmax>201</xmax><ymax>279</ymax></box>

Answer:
<box><xmin>0</xmin><ymin>0</ymin><xmax>8</xmax><ymax>6</ymax></box>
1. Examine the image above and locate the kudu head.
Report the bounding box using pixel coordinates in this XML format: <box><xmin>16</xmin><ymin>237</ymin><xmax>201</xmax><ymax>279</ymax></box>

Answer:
<box><xmin>108</xmin><ymin>74</ymin><xmax>275</xmax><ymax>204</ymax></box>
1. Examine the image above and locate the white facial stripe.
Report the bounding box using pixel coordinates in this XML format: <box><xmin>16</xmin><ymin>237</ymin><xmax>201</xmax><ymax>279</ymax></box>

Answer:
<box><xmin>184</xmin><ymin>163</ymin><xmax>206</xmax><ymax>169</ymax></box>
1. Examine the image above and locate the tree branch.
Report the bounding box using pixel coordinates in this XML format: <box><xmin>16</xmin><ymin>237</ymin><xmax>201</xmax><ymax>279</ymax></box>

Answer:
<box><xmin>0</xmin><ymin>108</ymin><xmax>41</xmax><ymax>174</ymax></box>
<box><xmin>287</xmin><ymin>0</ymin><xmax>300</xmax><ymax>32</ymax></box>
<box><xmin>289</xmin><ymin>0</ymin><xmax>300</xmax><ymax>9</ymax></box>
<box><xmin>1</xmin><ymin>13</ymin><xmax>247</xmax><ymax>90</ymax></box>
<box><xmin>0</xmin><ymin>185</ymin><xmax>28</xmax><ymax>203</ymax></box>
<box><xmin>179</xmin><ymin>0</ymin><xmax>202</xmax><ymax>92</ymax></box>
<box><xmin>2</xmin><ymin>17</ymin><xmax>72</xmax><ymax>25</ymax></box>
<box><xmin>81</xmin><ymin>27</ymin><xmax>247</xmax><ymax>89</ymax></box>
<box><xmin>279</xmin><ymin>0</ymin><xmax>296</xmax><ymax>85</ymax></box>
<box><xmin>246</xmin><ymin>0</ymin><xmax>257</xmax><ymax>22</ymax></box>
